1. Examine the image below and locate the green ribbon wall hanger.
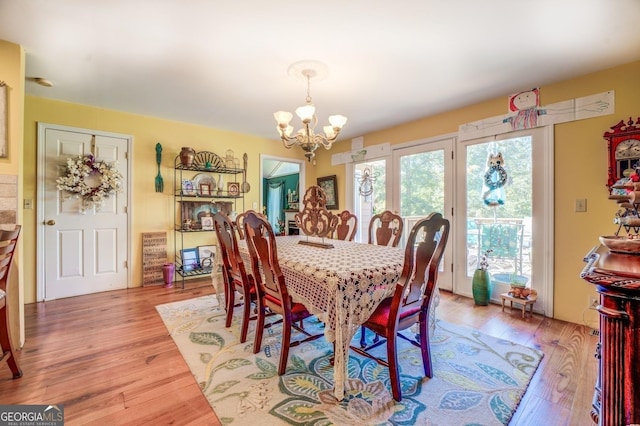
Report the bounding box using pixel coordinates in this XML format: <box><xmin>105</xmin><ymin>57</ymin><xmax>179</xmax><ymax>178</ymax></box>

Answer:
<box><xmin>155</xmin><ymin>143</ymin><xmax>164</xmax><ymax>193</ymax></box>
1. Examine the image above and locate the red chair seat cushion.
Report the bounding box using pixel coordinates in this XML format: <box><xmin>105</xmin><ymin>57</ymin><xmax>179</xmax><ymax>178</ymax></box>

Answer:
<box><xmin>264</xmin><ymin>294</ymin><xmax>311</xmax><ymax>320</ymax></box>
<box><xmin>233</xmin><ymin>275</ymin><xmax>257</xmax><ymax>295</ymax></box>
<box><xmin>366</xmin><ymin>297</ymin><xmax>421</xmax><ymax>328</ymax></box>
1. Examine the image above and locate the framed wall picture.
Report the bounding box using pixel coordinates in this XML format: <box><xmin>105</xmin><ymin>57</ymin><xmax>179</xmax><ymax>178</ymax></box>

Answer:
<box><xmin>0</xmin><ymin>82</ymin><xmax>7</xmax><ymax>158</ymax></box>
<box><xmin>181</xmin><ymin>248</ymin><xmax>199</xmax><ymax>272</ymax></box>
<box><xmin>199</xmin><ymin>183</ymin><xmax>211</xmax><ymax>196</ymax></box>
<box><xmin>228</xmin><ymin>182</ymin><xmax>240</xmax><ymax>196</ymax></box>
<box><xmin>182</xmin><ymin>179</ymin><xmax>195</xmax><ymax>195</ymax></box>
<box><xmin>197</xmin><ymin>245</ymin><xmax>216</xmax><ymax>270</ymax></box>
<box><xmin>201</xmin><ymin>215</ymin><xmax>214</xmax><ymax>231</ymax></box>
<box><xmin>317</xmin><ymin>175</ymin><xmax>338</xmax><ymax>210</ymax></box>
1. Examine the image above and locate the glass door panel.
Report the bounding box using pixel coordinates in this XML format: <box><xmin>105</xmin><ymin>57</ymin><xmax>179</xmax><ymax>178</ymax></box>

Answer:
<box><xmin>352</xmin><ymin>159</ymin><xmax>387</xmax><ymax>243</ymax></box>
<box><xmin>393</xmin><ymin>139</ymin><xmax>453</xmax><ymax>291</ymax></box>
<box><xmin>465</xmin><ymin>137</ymin><xmax>532</xmax><ymax>281</ymax></box>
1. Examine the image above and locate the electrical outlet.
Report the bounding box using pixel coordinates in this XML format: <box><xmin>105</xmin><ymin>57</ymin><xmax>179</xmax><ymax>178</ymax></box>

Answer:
<box><xmin>589</xmin><ymin>296</ymin><xmax>599</xmax><ymax>309</ymax></box>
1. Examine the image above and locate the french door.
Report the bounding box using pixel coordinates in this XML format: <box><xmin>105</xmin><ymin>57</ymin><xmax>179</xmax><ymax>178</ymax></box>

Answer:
<box><xmin>349</xmin><ymin>129</ymin><xmax>553</xmax><ymax>314</ymax></box>
<box><xmin>454</xmin><ymin>127</ymin><xmax>553</xmax><ymax>316</ymax></box>
<box><xmin>350</xmin><ymin>138</ymin><xmax>454</xmax><ymax>291</ymax></box>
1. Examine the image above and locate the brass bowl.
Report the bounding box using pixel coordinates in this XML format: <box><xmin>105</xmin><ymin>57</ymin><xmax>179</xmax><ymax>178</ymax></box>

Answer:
<box><xmin>599</xmin><ymin>235</ymin><xmax>640</xmax><ymax>254</ymax></box>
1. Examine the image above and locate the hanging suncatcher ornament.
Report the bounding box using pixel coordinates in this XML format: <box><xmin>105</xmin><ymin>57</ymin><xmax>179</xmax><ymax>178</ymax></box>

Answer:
<box><xmin>358</xmin><ymin>166</ymin><xmax>377</xmax><ymax>197</ymax></box>
<box><xmin>481</xmin><ymin>150</ymin><xmax>507</xmax><ymax>207</ymax></box>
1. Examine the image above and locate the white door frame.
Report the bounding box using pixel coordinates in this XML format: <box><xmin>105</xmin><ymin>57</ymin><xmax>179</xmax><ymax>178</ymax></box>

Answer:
<box><xmin>259</xmin><ymin>154</ymin><xmax>306</xmax><ymax>213</ymax></box>
<box><xmin>36</xmin><ymin>123</ymin><xmax>133</xmax><ymax>301</ymax></box>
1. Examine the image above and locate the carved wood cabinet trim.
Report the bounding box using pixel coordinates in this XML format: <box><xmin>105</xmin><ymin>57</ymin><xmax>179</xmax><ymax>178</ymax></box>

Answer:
<box><xmin>581</xmin><ymin>245</ymin><xmax>640</xmax><ymax>425</ymax></box>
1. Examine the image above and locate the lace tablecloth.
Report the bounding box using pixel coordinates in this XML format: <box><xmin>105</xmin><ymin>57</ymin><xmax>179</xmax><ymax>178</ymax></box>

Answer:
<box><xmin>239</xmin><ymin>235</ymin><xmax>405</xmax><ymax>400</ymax></box>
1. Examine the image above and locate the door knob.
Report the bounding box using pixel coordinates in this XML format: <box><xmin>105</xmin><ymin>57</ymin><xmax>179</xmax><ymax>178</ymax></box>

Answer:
<box><xmin>45</xmin><ymin>220</ymin><xmax>56</xmax><ymax>226</ymax></box>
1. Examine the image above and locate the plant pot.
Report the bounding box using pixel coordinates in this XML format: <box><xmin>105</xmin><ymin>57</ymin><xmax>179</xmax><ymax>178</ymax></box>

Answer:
<box><xmin>162</xmin><ymin>263</ymin><xmax>175</xmax><ymax>288</ymax></box>
<box><xmin>472</xmin><ymin>269</ymin><xmax>492</xmax><ymax>306</ymax></box>
<box><xmin>180</xmin><ymin>147</ymin><xmax>195</xmax><ymax>167</ymax></box>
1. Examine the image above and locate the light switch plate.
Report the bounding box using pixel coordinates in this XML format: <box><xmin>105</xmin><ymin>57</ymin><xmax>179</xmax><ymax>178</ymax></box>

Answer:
<box><xmin>575</xmin><ymin>198</ymin><xmax>587</xmax><ymax>212</ymax></box>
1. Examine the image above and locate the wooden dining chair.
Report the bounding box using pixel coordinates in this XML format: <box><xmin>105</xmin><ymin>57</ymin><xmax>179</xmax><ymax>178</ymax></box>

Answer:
<box><xmin>352</xmin><ymin>212</ymin><xmax>449</xmax><ymax>401</ymax></box>
<box><xmin>243</xmin><ymin>211</ymin><xmax>324</xmax><ymax>375</ymax></box>
<box><xmin>0</xmin><ymin>225</ymin><xmax>23</xmax><ymax>379</ymax></box>
<box><xmin>333</xmin><ymin>210</ymin><xmax>358</xmax><ymax>241</ymax></box>
<box><xmin>368</xmin><ymin>210</ymin><xmax>403</xmax><ymax>247</ymax></box>
<box><xmin>213</xmin><ymin>213</ymin><xmax>257</xmax><ymax>343</ymax></box>
<box><xmin>235</xmin><ymin>210</ymin><xmax>269</xmax><ymax>240</ymax></box>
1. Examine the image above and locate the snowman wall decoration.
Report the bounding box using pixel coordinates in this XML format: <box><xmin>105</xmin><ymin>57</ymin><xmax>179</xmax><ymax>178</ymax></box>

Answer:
<box><xmin>482</xmin><ymin>151</ymin><xmax>508</xmax><ymax>207</ymax></box>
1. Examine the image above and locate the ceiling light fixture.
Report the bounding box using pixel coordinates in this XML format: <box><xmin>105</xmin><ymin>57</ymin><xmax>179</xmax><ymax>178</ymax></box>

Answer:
<box><xmin>274</xmin><ymin>62</ymin><xmax>347</xmax><ymax>162</ymax></box>
<box><xmin>26</xmin><ymin>77</ymin><xmax>54</xmax><ymax>87</ymax></box>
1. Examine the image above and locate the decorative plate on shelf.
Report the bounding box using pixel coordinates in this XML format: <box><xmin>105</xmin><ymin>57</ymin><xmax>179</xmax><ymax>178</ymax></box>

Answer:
<box><xmin>193</xmin><ymin>151</ymin><xmax>224</xmax><ymax>170</ymax></box>
<box><xmin>192</xmin><ymin>173</ymin><xmax>216</xmax><ymax>196</ymax></box>
<box><xmin>599</xmin><ymin>235</ymin><xmax>640</xmax><ymax>254</ymax></box>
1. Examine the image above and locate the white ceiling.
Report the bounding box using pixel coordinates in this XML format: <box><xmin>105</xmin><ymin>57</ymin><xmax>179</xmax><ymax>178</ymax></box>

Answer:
<box><xmin>1</xmin><ymin>0</ymin><xmax>640</xmax><ymax>148</ymax></box>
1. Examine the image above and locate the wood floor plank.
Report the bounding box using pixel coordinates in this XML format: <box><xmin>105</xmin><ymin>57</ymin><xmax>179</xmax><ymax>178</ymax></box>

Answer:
<box><xmin>0</xmin><ymin>282</ymin><xmax>596</xmax><ymax>425</ymax></box>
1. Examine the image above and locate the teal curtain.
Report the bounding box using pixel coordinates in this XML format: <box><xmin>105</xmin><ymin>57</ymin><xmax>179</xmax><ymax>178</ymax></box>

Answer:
<box><xmin>267</xmin><ymin>181</ymin><xmax>284</xmax><ymax>233</ymax></box>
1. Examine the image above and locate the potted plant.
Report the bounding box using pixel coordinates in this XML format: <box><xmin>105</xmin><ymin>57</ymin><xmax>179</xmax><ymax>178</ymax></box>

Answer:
<box><xmin>472</xmin><ymin>249</ymin><xmax>493</xmax><ymax>305</ymax></box>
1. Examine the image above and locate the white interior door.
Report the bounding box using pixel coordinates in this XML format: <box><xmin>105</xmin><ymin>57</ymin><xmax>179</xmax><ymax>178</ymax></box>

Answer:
<box><xmin>38</xmin><ymin>125</ymin><xmax>130</xmax><ymax>300</ymax></box>
<box><xmin>392</xmin><ymin>138</ymin><xmax>454</xmax><ymax>291</ymax></box>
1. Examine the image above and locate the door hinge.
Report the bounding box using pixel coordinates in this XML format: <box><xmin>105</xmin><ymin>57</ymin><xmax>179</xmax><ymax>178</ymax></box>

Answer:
<box><xmin>451</xmin><ymin>151</ymin><xmax>454</xmax><ymax>160</ymax></box>
<box><xmin>124</xmin><ymin>206</ymin><xmax>127</xmax><ymax>214</ymax></box>
<box><xmin>124</xmin><ymin>260</ymin><xmax>128</xmax><ymax>269</ymax></box>
<box><xmin>451</xmin><ymin>264</ymin><xmax>454</xmax><ymax>273</ymax></box>
<box><xmin>125</xmin><ymin>152</ymin><xmax>128</xmax><ymax>160</ymax></box>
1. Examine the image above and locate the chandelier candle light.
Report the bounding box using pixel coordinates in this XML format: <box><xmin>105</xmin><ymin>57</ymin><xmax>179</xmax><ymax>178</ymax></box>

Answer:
<box><xmin>274</xmin><ymin>63</ymin><xmax>347</xmax><ymax>162</ymax></box>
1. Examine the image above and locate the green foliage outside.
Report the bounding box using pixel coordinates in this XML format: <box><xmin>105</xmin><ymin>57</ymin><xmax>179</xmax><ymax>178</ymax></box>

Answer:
<box><xmin>359</xmin><ymin>136</ymin><xmax>532</xmax><ymax>221</ymax></box>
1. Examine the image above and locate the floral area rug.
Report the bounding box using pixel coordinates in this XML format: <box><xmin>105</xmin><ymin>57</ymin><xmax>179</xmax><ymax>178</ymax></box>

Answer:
<box><xmin>156</xmin><ymin>295</ymin><xmax>543</xmax><ymax>426</ymax></box>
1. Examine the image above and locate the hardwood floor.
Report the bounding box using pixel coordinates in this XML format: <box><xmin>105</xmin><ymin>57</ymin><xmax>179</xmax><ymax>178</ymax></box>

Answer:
<box><xmin>0</xmin><ymin>280</ymin><xmax>598</xmax><ymax>425</ymax></box>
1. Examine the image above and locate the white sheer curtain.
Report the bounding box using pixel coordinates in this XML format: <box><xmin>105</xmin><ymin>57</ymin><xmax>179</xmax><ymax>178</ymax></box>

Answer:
<box><xmin>267</xmin><ymin>181</ymin><xmax>284</xmax><ymax>233</ymax></box>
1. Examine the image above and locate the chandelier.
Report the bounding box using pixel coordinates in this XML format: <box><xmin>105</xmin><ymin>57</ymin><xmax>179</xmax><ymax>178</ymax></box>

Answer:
<box><xmin>274</xmin><ymin>66</ymin><xmax>347</xmax><ymax>162</ymax></box>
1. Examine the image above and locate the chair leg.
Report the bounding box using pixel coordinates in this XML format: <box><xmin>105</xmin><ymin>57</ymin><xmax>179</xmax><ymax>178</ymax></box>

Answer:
<box><xmin>419</xmin><ymin>317</ymin><xmax>433</xmax><ymax>378</ymax></box>
<box><xmin>387</xmin><ymin>334</ymin><xmax>401</xmax><ymax>401</ymax></box>
<box><xmin>359</xmin><ymin>326</ymin><xmax>367</xmax><ymax>347</ymax></box>
<box><xmin>278</xmin><ymin>315</ymin><xmax>292</xmax><ymax>375</ymax></box>
<box><xmin>225</xmin><ymin>287</ymin><xmax>235</xmax><ymax>328</ymax></box>
<box><xmin>253</xmin><ymin>300</ymin><xmax>266</xmax><ymax>354</ymax></box>
<box><xmin>0</xmin><ymin>306</ymin><xmax>22</xmax><ymax>379</ymax></box>
<box><xmin>240</xmin><ymin>293</ymin><xmax>251</xmax><ymax>343</ymax></box>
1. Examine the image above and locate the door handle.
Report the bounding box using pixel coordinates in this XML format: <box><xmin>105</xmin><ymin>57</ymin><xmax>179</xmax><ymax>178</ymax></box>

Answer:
<box><xmin>45</xmin><ymin>220</ymin><xmax>56</xmax><ymax>226</ymax></box>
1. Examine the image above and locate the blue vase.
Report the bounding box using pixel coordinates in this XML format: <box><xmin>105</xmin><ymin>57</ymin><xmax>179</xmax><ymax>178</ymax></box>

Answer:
<box><xmin>472</xmin><ymin>269</ymin><xmax>492</xmax><ymax>306</ymax></box>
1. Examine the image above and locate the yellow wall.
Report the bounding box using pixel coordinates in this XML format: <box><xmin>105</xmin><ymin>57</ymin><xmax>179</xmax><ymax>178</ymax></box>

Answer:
<box><xmin>314</xmin><ymin>60</ymin><xmax>640</xmax><ymax>325</ymax></box>
<box><xmin>10</xmin><ymin>27</ymin><xmax>639</xmax><ymax>326</ymax></box>
<box><xmin>22</xmin><ymin>97</ymin><xmax>308</xmax><ymax>303</ymax></box>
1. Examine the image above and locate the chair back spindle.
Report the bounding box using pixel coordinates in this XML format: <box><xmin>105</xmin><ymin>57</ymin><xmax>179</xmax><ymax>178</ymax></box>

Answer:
<box><xmin>334</xmin><ymin>210</ymin><xmax>358</xmax><ymax>241</ymax></box>
<box><xmin>368</xmin><ymin>210</ymin><xmax>403</xmax><ymax>247</ymax></box>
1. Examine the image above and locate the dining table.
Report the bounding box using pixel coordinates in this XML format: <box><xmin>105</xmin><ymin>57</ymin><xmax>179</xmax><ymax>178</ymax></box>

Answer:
<box><xmin>236</xmin><ymin>234</ymin><xmax>405</xmax><ymax>400</ymax></box>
